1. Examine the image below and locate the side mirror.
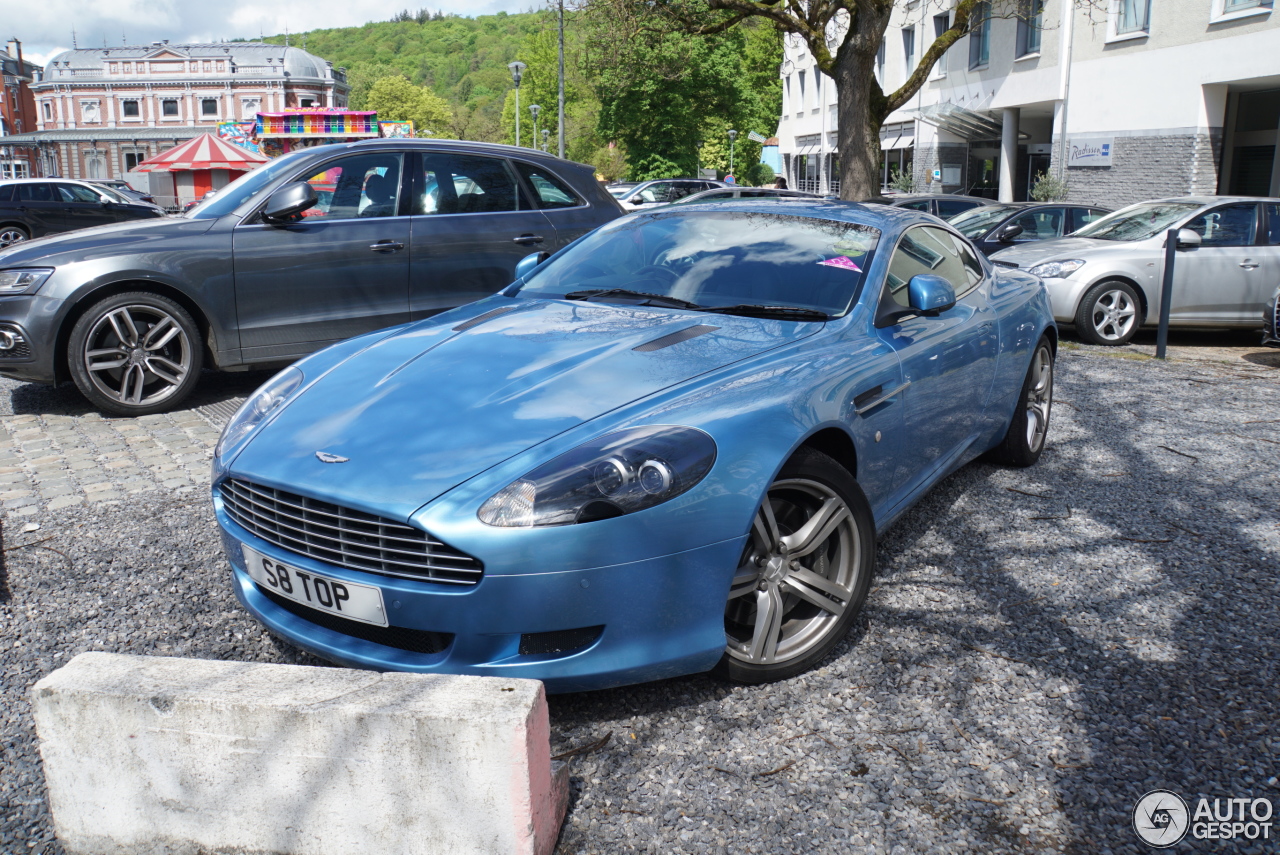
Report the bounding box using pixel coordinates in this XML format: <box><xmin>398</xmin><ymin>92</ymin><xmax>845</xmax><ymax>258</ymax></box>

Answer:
<box><xmin>907</xmin><ymin>274</ymin><xmax>957</xmax><ymax>316</ymax></box>
<box><xmin>262</xmin><ymin>182</ymin><xmax>317</xmax><ymax>223</ymax></box>
<box><xmin>514</xmin><ymin>251</ymin><xmax>550</xmax><ymax>282</ymax></box>
<box><xmin>997</xmin><ymin>223</ymin><xmax>1024</xmax><ymax>242</ymax></box>
<box><xmin>1175</xmin><ymin>228</ymin><xmax>1202</xmax><ymax>250</ymax></box>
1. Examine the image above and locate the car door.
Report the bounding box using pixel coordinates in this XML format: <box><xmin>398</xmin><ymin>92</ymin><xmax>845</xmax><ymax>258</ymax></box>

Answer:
<box><xmin>875</xmin><ymin>226</ymin><xmax>1000</xmax><ymax>501</ymax></box>
<box><xmin>510</xmin><ymin>158</ymin><xmax>601</xmax><ymax>246</ymax></box>
<box><xmin>12</xmin><ymin>183</ymin><xmax>66</xmax><ymax>236</ymax></box>
<box><xmin>232</xmin><ymin>150</ymin><xmax>412</xmax><ymax>360</ymax></box>
<box><xmin>983</xmin><ymin>207</ymin><xmax>1067</xmax><ymax>255</ymax></box>
<box><xmin>1256</xmin><ymin>203</ymin><xmax>1280</xmax><ymax>311</ymax></box>
<box><xmin>53</xmin><ymin>182</ymin><xmax>121</xmax><ymax>231</ymax></box>
<box><xmin>407</xmin><ymin>151</ymin><xmax>557</xmax><ymax>318</ymax></box>
<box><xmin>1169</xmin><ymin>202</ymin><xmax>1265</xmax><ymax>324</ymax></box>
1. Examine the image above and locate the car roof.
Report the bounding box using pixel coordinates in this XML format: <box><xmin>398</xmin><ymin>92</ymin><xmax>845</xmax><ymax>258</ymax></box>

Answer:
<box><xmin>632</xmin><ymin>198</ymin><xmax>940</xmax><ymax>232</ymax></box>
<box><xmin>1139</xmin><ymin>195</ymin><xmax>1280</xmax><ymax>205</ymax></box>
<box><xmin>0</xmin><ymin>177</ymin><xmax>103</xmax><ymax>186</ymax></box>
<box><xmin>329</xmin><ymin>137</ymin><xmax>600</xmax><ymax>175</ymax></box>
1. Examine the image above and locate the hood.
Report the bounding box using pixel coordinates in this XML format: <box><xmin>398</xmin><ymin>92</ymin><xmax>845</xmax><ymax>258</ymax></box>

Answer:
<box><xmin>231</xmin><ymin>299</ymin><xmax>821</xmax><ymax>520</ymax></box>
<box><xmin>0</xmin><ymin>217</ymin><xmax>210</xmax><ymax>267</ymax></box>
<box><xmin>989</xmin><ymin>236</ymin><xmax>1128</xmax><ymax>267</ymax></box>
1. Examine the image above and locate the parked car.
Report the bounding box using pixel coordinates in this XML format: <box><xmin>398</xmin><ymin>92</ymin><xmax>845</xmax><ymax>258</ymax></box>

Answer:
<box><xmin>947</xmin><ymin>202</ymin><xmax>1112</xmax><ymax>256</ymax></box>
<box><xmin>666</xmin><ymin>187</ymin><xmax>822</xmax><ymax>206</ymax></box>
<box><xmin>211</xmin><ymin>201</ymin><xmax>1056</xmax><ymax>693</ymax></box>
<box><xmin>615</xmin><ymin>178</ymin><xmax>729</xmax><ymax>211</ymax></box>
<box><xmin>1263</xmin><ymin>285</ymin><xmax>1280</xmax><ymax>347</ymax></box>
<box><xmin>990</xmin><ymin>196</ymin><xmax>1280</xmax><ymax>345</ymax></box>
<box><xmin>0</xmin><ymin>178</ymin><xmax>165</xmax><ymax>246</ymax></box>
<box><xmin>0</xmin><ymin>140</ymin><xmax>622</xmax><ymax>415</ymax></box>
<box><xmin>605</xmin><ymin>182</ymin><xmax>639</xmax><ymax>198</ymax></box>
<box><xmin>85</xmin><ymin>178</ymin><xmax>158</xmax><ymax>206</ymax></box>
<box><xmin>860</xmin><ymin>193</ymin><xmax>996</xmax><ymax>218</ymax></box>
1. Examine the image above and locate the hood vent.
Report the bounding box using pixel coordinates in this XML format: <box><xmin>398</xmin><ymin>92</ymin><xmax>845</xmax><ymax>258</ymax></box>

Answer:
<box><xmin>633</xmin><ymin>324</ymin><xmax>721</xmax><ymax>352</ymax></box>
<box><xmin>452</xmin><ymin>305</ymin><xmax>520</xmax><ymax>332</ymax></box>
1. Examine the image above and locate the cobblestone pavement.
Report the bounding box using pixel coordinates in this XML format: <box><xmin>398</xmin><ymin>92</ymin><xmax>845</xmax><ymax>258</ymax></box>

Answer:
<box><xmin>0</xmin><ymin>372</ymin><xmax>267</xmax><ymax>517</ymax></box>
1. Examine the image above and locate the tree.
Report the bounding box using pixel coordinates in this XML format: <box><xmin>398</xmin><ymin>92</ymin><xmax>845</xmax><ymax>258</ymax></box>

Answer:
<box><xmin>364</xmin><ymin>76</ymin><xmax>455</xmax><ymax>137</ymax></box>
<box><xmin>587</xmin><ymin>0</ymin><xmax>1027</xmax><ymax>199</ymax></box>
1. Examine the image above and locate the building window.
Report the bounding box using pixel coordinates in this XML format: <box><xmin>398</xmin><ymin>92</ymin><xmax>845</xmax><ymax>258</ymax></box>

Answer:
<box><xmin>217</xmin><ymin>61</ymin><xmax>226</xmax><ymax>72</ymax></box>
<box><xmin>203</xmin><ymin>61</ymin><xmax>212</xmax><ymax>72</ymax></box>
<box><xmin>42</xmin><ymin>101</ymin><xmax>52</xmax><ymax>120</ymax></box>
<box><xmin>122</xmin><ymin>100</ymin><xmax>140</xmax><ymax>118</ymax></box>
<box><xmin>123</xmin><ymin>63</ymin><xmax>132</xmax><ymax>74</ymax></box>
<box><xmin>969</xmin><ymin>2</ymin><xmax>991</xmax><ymax>68</ymax></box>
<box><xmin>1017</xmin><ymin>0</ymin><xmax>1045</xmax><ymax>55</ymax></box>
<box><xmin>1214</xmin><ymin>0</ymin><xmax>1271</xmax><ymax>18</ymax></box>
<box><xmin>300</xmin><ymin>98</ymin><xmax>315</xmax><ymax>108</ymax></box>
<box><xmin>933</xmin><ymin>15</ymin><xmax>951</xmax><ymax>74</ymax></box>
<box><xmin>109</xmin><ymin>62</ymin><xmax>119</xmax><ymax>74</ymax></box>
<box><xmin>201</xmin><ymin>98</ymin><xmax>219</xmax><ymax>117</ymax></box>
<box><xmin>123</xmin><ymin>151</ymin><xmax>145</xmax><ymax>171</ymax></box>
<box><xmin>876</xmin><ymin>43</ymin><xmax>886</xmax><ymax>82</ymax></box>
<box><xmin>162</xmin><ymin>99</ymin><xmax>179</xmax><ymax>118</ymax></box>
<box><xmin>1113</xmin><ymin>0</ymin><xmax>1151</xmax><ymax>35</ymax></box>
<box><xmin>902</xmin><ymin>27</ymin><xmax>916</xmax><ymax>78</ymax></box>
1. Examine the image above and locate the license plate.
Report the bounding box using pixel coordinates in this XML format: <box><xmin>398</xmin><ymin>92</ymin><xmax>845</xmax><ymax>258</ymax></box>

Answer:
<box><xmin>242</xmin><ymin>545</ymin><xmax>388</xmax><ymax>627</ymax></box>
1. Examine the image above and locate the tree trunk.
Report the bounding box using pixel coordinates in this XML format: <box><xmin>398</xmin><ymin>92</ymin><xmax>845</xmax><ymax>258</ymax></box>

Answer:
<box><xmin>834</xmin><ymin>22</ymin><xmax>891</xmax><ymax>201</ymax></box>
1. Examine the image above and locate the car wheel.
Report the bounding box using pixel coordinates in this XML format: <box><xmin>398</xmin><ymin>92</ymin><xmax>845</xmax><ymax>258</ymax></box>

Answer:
<box><xmin>985</xmin><ymin>335</ymin><xmax>1054</xmax><ymax>467</ymax></box>
<box><xmin>0</xmin><ymin>225</ymin><xmax>29</xmax><ymax>247</ymax></box>
<box><xmin>68</xmin><ymin>292</ymin><xmax>203</xmax><ymax>416</ymax></box>
<box><xmin>1075</xmin><ymin>280</ymin><xmax>1140</xmax><ymax>345</ymax></box>
<box><xmin>716</xmin><ymin>446</ymin><xmax>876</xmax><ymax>684</ymax></box>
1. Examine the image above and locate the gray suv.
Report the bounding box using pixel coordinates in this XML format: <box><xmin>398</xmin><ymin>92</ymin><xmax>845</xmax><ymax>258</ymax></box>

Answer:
<box><xmin>0</xmin><ymin>139</ymin><xmax>623</xmax><ymax>414</ymax></box>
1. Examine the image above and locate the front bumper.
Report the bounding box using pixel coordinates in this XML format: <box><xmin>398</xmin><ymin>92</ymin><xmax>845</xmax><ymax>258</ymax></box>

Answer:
<box><xmin>1040</xmin><ymin>276</ymin><xmax>1091</xmax><ymax>323</ymax></box>
<box><xmin>215</xmin><ymin>497</ymin><xmax>742</xmax><ymax>693</ymax></box>
<box><xmin>0</xmin><ymin>293</ymin><xmax>64</xmax><ymax>383</ymax></box>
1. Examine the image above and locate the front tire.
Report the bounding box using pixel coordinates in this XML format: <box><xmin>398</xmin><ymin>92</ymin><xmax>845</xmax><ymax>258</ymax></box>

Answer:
<box><xmin>0</xmin><ymin>225</ymin><xmax>29</xmax><ymax>247</ymax></box>
<box><xmin>68</xmin><ymin>292</ymin><xmax>203</xmax><ymax>416</ymax></box>
<box><xmin>1075</xmin><ymin>280</ymin><xmax>1140</xmax><ymax>345</ymax></box>
<box><xmin>715</xmin><ymin>446</ymin><xmax>876</xmax><ymax>684</ymax></box>
<box><xmin>986</xmin><ymin>335</ymin><xmax>1054</xmax><ymax>467</ymax></box>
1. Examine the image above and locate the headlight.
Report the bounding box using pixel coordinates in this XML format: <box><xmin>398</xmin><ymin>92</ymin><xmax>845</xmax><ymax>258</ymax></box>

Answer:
<box><xmin>214</xmin><ymin>366</ymin><xmax>304</xmax><ymax>460</ymax></box>
<box><xmin>1028</xmin><ymin>259</ymin><xmax>1086</xmax><ymax>279</ymax></box>
<box><xmin>0</xmin><ymin>269</ymin><xmax>54</xmax><ymax>295</ymax></box>
<box><xmin>478</xmin><ymin>426</ymin><xmax>716</xmax><ymax>527</ymax></box>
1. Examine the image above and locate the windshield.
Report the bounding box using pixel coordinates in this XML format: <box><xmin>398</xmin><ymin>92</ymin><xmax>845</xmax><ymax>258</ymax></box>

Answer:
<box><xmin>948</xmin><ymin>204</ymin><xmax>1018</xmax><ymax>238</ymax></box>
<box><xmin>606</xmin><ymin>185</ymin><xmax>633</xmax><ymax>198</ymax></box>
<box><xmin>94</xmin><ymin>185</ymin><xmax>133</xmax><ymax>203</ymax></box>
<box><xmin>513</xmin><ymin>210</ymin><xmax>881</xmax><ymax>317</ymax></box>
<box><xmin>185</xmin><ymin>149</ymin><xmax>316</xmax><ymax>219</ymax></box>
<box><xmin>1071</xmin><ymin>201</ymin><xmax>1203</xmax><ymax>241</ymax></box>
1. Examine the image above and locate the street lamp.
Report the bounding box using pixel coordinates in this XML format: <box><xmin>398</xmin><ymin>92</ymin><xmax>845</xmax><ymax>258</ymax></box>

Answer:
<box><xmin>541</xmin><ymin>128</ymin><xmax>550</xmax><ymax>152</ymax></box>
<box><xmin>508</xmin><ymin>60</ymin><xmax>527</xmax><ymax>147</ymax></box>
<box><xmin>696</xmin><ymin>139</ymin><xmax>704</xmax><ymax>177</ymax></box>
<box><xmin>529</xmin><ymin>104</ymin><xmax>541</xmax><ymax>151</ymax></box>
<box><xmin>727</xmin><ymin>129</ymin><xmax>738</xmax><ymax>176</ymax></box>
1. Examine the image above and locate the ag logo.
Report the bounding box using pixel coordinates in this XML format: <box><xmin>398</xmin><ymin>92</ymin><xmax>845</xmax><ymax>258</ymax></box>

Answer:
<box><xmin>315</xmin><ymin>451</ymin><xmax>349</xmax><ymax>464</ymax></box>
<box><xmin>1133</xmin><ymin>790</ymin><xmax>1190</xmax><ymax>847</ymax></box>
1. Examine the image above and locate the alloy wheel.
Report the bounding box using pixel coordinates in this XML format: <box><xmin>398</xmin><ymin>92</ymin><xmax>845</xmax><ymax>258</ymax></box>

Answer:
<box><xmin>82</xmin><ymin>304</ymin><xmax>193</xmax><ymax>408</ymax></box>
<box><xmin>1024</xmin><ymin>343</ymin><xmax>1053</xmax><ymax>453</ymax></box>
<box><xmin>0</xmin><ymin>227</ymin><xmax>27</xmax><ymax>248</ymax></box>
<box><xmin>1090</xmin><ymin>289</ymin><xmax>1137</xmax><ymax>342</ymax></box>
<box><xmin>725</xmin><ymin>478</ymin><xmax>864</xmax><ymax>666</ymax></box>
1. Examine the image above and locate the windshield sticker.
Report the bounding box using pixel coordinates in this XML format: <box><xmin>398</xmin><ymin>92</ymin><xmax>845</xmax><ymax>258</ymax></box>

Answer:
<box><xmin>819</xmin><ymin>256</ymin><xmax>862</xmax><ymax>272</ymax></box>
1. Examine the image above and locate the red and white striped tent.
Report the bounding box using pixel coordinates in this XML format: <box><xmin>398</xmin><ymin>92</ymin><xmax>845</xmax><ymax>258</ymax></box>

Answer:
<box><xmin>135</xmin><ymin>133</ymin><xmax>270</xmax><ymax>209</ymax></box>
<box><xmin>135</xmin><ymin>133</ymin><xmax>269</xmax><ymax>172</ymax></box>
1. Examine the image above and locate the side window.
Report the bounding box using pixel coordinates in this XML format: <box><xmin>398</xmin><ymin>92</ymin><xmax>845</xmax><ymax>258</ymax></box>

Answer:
<box><xmin>1070</xmin><ymin>207</ymin><xmax>1107</xmax><ymax>233</ymax></box>
<box><xmin>944</xmin><ymin>232</ymin><xmax>985</xmax><ymax>295</ymax></box>
<box><xmin>1184</xmin><ymin>204</ymin><xmax>1257</xmax><ymax>247</ymax></box>
<box><xmin>1007</xmin><ymin>208</ymin><xmax>1065</xmax><ymax>240</ymax></box>
<box><xmin>512</xmin><ymin>161</ymin><xmax>581</xmax><ymax>209</ymax></box>
<box><xmin>0</xmin><ymin>186</ymin><xmax>14</xmax><ymax>203</ymax></box>
<box><xmin>295</xmin><ymin>153</ymin><xmax>403</xmax><ymax>221</ymax></box>
<box><xmin>57</xmin><ymin>184</ymin><xmax>104</xmax><ymax>203</ymax></box>
<box><xmin>416</xmin><ymin>154</ymin><xmax>523</xmax><ymax>215</ymax></box>
<box><xmin>899</xmin><ymin>199</ymin><xmax>931</xmax><ymax>212</ymax></box>
<box><xmin>936</xmin><ymin>199</ymin><xmax>978</xmax><ymax>218</ymax></box>
<box><xmin>1267</xmin><ymin>204</ymin><xmax>1280</xmax><ymax>246</ymax></box>
<box><xmin>17</xmin><ymin>184</ymin><xmax>55</xmax><ymax>202</ymax></box>
<box><xmin>637</xmin><ymin>183</ymin><xmax>672</xmax><ymax>204</ymax></box>
<box><xmin>884</xmin><ymin>226</ymin><xmax>970</xmax><ymax>309</ymax></box>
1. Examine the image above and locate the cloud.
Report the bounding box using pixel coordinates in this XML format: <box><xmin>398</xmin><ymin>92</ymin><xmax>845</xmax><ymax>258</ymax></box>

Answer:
<box><xmin>12</xmin><ymin>0</ymin><xmax>536</xmax><ymax>66</ymax></box>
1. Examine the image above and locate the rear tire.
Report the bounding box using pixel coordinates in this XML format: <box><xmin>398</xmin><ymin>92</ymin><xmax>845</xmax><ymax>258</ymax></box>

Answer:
<box><xmin>986</xmin><ymin>335</ymin><xmax>1054</xmax><ymax>467</ymax></box>
<box><xmin>714</xmin><ymin>446</ymin><xmax>876</xmax><ymax>684</ymax></box>
<box><xmin>68</xmin><ymin>291</ymin><xmax>203</xmax><ymax>416</ymax></box>
<box><xmin>0</xmin><ymin>225</ymin><xmax>29</xmax><ymax>248</ymax></box>
<box><xmin>1075</xmin><ymin>280</ymin><xmax>1140</xmax><ymax>345</ymax></box>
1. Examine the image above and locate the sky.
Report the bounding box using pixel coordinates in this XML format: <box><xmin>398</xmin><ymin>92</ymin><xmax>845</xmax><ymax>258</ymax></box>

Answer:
<box><xmin>9</xmin><ymin>0</ymin><xmax>537</xmax><ymax>68</ymax></box>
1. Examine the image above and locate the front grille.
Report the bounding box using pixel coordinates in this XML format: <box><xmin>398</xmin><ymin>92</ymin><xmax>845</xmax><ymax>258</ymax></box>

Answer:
<box><xmin>221</xmin><ymin>478</ymin><xmax>483</xmax><ymax>586</ymax></box>
<box><xmin>258</xmin><ymin>585</ymin><xmax>453</xmax><ymax>654</ymax></box>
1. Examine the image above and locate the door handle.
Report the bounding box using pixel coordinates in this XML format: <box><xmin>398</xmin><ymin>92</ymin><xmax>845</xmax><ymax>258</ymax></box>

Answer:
<box><xmin>369</xmin><ymin>241</ymin><xmax>404</xmax><ymax>253</ymax></box>
<box><xmin>512</xmin><ymin>234</ymin><xmax>545</xmax><ymax>245</ymax></box>
<box><xmin>1239</xmin><ymin>260</ymin><xmax>1259</xmax><ymax>270</ymax></box>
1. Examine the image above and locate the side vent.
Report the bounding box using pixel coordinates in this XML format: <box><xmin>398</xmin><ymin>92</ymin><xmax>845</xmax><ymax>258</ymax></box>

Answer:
<box><xmin>452</xmin><ymin>306</ymin><xmax>520</xmax><ymax>332</ymax></box>
<box><xmin>633</xmin><ymin>324</ymin><xmax>720</xmax><ymax>352</ymax></box>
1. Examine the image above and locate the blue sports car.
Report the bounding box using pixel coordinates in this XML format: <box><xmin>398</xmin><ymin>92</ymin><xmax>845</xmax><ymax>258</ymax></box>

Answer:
<box><xmin>212</xmin><ymin>202</ymin><xmax>1056</xmax><ymax>692</ymax></box>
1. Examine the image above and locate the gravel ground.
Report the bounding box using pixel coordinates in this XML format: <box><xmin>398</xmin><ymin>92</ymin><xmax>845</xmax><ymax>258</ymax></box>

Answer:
<box><xmin>1</xmin><ymin>344</ymin><xmax>1278</xmax><ymax>854</ymax></box>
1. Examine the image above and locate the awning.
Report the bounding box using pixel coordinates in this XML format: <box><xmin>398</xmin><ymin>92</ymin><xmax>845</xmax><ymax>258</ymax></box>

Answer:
<box><xmin>912</xmin><ymin>103</ymin><xmax>1028</xmax><ymax>141</ymax></box>
<box><xmin>880</xmin><ymin>134</ymin><xmax>915</xmax><ymax>151</ymax></box>
<box><xmin>134</xmin><ymin>132</ymin><xmax>269</xmax><ymax>172</ymax></box>
<box><xmin>0</xmin><ymin>128</ymin><xmax>204</xmax><ymax>144</ymax></box>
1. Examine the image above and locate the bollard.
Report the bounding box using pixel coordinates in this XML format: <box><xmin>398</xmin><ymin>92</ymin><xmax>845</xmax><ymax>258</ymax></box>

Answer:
<box><xmin>1156</xmin><ymin>227</ymin><xmax>1178</xmax><ymax>359</ymax></box>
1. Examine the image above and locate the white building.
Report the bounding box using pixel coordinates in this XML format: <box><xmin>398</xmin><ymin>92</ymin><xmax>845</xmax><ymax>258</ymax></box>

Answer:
<box><xmin>778</xmin><ymin>0</ymin><xmax>1280</xmax><ymax>205</ymax></box>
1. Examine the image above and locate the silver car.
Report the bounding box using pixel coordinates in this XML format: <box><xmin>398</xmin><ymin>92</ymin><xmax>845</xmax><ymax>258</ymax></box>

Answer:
<box><xmin>989</xmin><ymin>196</ymin><xmax>1280</xmax><ymax>345</ymax></box>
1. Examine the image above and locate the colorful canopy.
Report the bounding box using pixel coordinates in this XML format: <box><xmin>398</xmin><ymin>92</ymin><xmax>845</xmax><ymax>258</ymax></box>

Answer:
<box><xmin>134</xmin><ymin>133</ymin><xmax>270</xmax><ymax>172</ymax></box>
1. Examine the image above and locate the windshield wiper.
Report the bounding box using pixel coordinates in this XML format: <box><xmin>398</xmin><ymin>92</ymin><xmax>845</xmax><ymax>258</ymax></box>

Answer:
<box><xmin>563</xmin><ymin>288</ymin><xmax>703</xmax><ymax>310</ymax></box>
<box><xmin>697</xmin><ymin>304</ymin><xmax>830</xmax><ymax>321</ymax></box>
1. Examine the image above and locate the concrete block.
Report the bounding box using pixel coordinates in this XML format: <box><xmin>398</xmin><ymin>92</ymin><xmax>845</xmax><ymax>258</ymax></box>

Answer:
<box><xmin>32</xmin><ymin>653</ymin><xmax>569</xmax><ymax>855</ymax></box>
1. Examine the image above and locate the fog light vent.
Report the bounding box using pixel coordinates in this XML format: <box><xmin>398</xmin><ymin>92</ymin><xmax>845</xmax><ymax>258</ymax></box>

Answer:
<box><xmin>519</xmin><ymin>625</ymin><xmax>604</xmax><ymax>657</ymax></box>
<box><xmin>0</xmin><ymin>325</ymin><xmax>30</xmax><ymax>359</ymax></box>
